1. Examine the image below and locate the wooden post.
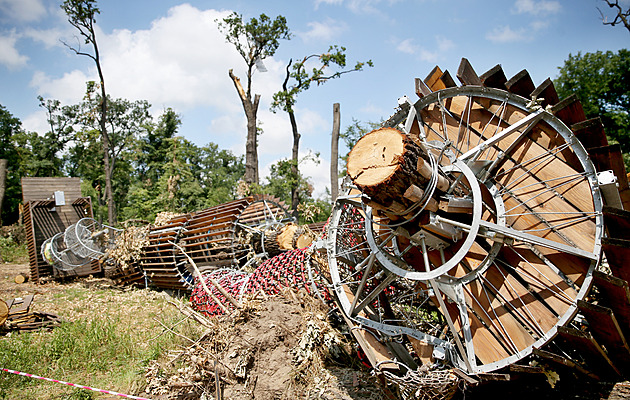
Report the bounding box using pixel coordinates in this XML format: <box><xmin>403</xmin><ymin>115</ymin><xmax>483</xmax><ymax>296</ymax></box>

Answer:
<box><xmin>331</xmin><ymin>103</ymin><xmax>340</xmax><ymax>202</ymax></box>
<box><xmin>0</xmin><ymin>159</ymin><xmax>7</xmax><ymax>225</ymax></box>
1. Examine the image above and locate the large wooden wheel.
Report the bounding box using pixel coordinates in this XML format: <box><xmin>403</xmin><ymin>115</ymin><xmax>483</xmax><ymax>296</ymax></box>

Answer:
<box><xmin>327</xmin><ymin>84</ymin><xmax>604</xmax><ymax>374</ymax></box>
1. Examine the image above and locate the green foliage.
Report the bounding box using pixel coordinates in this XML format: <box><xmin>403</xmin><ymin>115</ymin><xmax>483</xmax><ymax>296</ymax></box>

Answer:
<box><xmin>217</xmin><ymin>12</ymin><xmax>291</xmax><ymax>69</ymax></box>
<box><xmin>61</xmin><ymin>0</ymin><xmax>99</xmax><ymax>48</ymax></box>
<box><xmin>0</xmin><ymin>237</ymin><xmax>27</xmax><ymax>263</ymax></box>
<box><xmin>554</xmin><ymin>49</ymin><xmax>630</xmax><ymax>160</ymax></box>
<box><xmin>271</xmin><ymin>46</ymin><xmax>373</xmax><ymax>114</ymax></box>
<box><xmin>0</xmin><ymin>104</ymin><xmax>24</xmax><ymax>223</ymax></box>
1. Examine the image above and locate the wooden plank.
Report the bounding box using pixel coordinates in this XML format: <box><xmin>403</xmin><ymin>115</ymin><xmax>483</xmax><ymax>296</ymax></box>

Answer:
<box><xmin>531</xmin><ymin>78</ymin><xmax>559</xmax><ymax>107</ymax></box>
<box><xmin>578</xmin><ymin>299</ymin><xmax>630</xmax><ymax>371</ymax></box>
<box><xmin>592</xmin><ymin>271</ymin><xmax>630</xmax><ymax>340</ymax></box>
<box><xmin>440</xmin><ymin>70</ymin><xmax>457</xmax><ymax>88</ymax></box>
<box><xmin>557</xmin><ymin>325</ymin><xmax>620</xmax><ymax>376</ymax></box>
<box><xmin>415</xmin><ymin>77</ymin><xmax>432</xmax><ymax>98</ymax></box>
<box><xmin>603</xmin><ymin>238</ymin><xmax>630</xmax><ymax>283</ymax></box>
<box><xmin>532</xmin><ymin>348</ymin><xmax>599</xmax><ymax>379</ymax></box>
<box><xmin>505</xmin><ymin>69</ymin><xmax>535</xmax><ymax>99</ymax></box>
<box><xmin>456</xmin><ymin>57</ymin><xmax>481</xmax><ymax>86</ymax></box>
<box><xmin>571</xmin><ymin>118</ymin><xmax>608</xmax><ymax>150</ymax></box>
<box><xmin>424</xmin><ymin>66</ymin><xmax>446</xmax><ymax>91</ymax></box>
<box><xmin>21</xmin><ymin>177</ymin><xmax>82</xmax><ymax>202</ymax></box>
<box><xmin>604</xmin><ymin>206</ymin><xmax>630</xmax><ymax>240</ymax></box>
<box><xmin>551</xmin><ymin>94</ymin><xmax>587</xmax><ymax>127</ymax></box>
<box><xmin>479</xmin><ymin>64</ymin><xmax>507</xmax><ymax>90</ymax></box>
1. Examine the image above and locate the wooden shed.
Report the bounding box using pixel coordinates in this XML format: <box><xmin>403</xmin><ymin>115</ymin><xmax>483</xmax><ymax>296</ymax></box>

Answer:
<box><xmin>21</xmin><ymin>177</ymin><xmax>100</xmax><ymax>282</ymax></box>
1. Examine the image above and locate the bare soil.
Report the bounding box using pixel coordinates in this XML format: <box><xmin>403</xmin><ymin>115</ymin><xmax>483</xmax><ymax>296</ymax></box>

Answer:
<box><xmin>0</xmin><ymin>262</ymin><xmax>387</xmax><ymax>400</ymax></box>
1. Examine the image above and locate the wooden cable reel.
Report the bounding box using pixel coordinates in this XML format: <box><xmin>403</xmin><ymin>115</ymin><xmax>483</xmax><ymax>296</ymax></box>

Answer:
<box><xmin>327</xmin><ymin>85</ymin><xmax>604</xmax><ymax>374</ymax></box>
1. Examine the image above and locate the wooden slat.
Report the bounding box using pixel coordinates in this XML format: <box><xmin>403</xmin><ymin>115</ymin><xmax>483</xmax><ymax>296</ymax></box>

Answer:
<box><xmin>557</xmin><ymin>326</ymin><xmax>620</xmax><ymax>376</ymax></box>
<box><xmin>424</xmin><ymin>66</ymin><xmax>446</xmax><ymax>91</ymax></box>
<box><xmin>505</xmin><ymin>69</ymin><xmax>535</xmax><ymax>99</ymax></box>
<box><xmin>415</xmin><ymin>77</ymin><xmax>432</xmax><ymax>98</ymax></box>
<box><xmin>479</xmin><ymin>64</ymin><xmax>507</xmax><ymax>90</ymax></box>
<box><xmin>531</xmin><ymin>78</ymin><xmax>559</xmax><ymax>107</ymax></box>
<box><xmin>602</xmin><ymin>237</ymin><xmax>630</xmax><ymax>283</ymax></box>
<box><xmin>440</xmin><ymin>70</ymin><xmax>457</xmax><ymax>88</ymax></box>
<box><xmin>578</xmin><ymin>299</ymin><xmax>630</xmax><ymax>371</ymax></box>
<box><xmin>571</xmin><ymin>118</ymin><xmax>609</xmax><ymax>150</ymax></box>
<box><xmin>604</xmin><ymin>206</ymin><xmax>630</xmax><ymax>240</ymax></box>
<box><xmin>551</xmin><ymin>94</ymin><xmax>587</xmax><ymax>127</ymax></box>
<box><xmin>21</xmin><ymin>177</ymin><xmax>82</xmax><ymax>203</ymax></box>
<box><xmin>592</xmin><ymin>271</ymin><xmax>630</xmax><ymax>339</ymax></box>
<box><xmin>456</xmin><ymin>57</ymin><xmax>481</xmax><ymax>86</ymax></box>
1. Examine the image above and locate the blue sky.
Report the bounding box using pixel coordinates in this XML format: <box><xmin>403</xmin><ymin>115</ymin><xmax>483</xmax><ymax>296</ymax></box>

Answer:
<box><xmin>0</xmin><ymin>0</ymin><xmax>628</xmax><ymax>198</ymax></box>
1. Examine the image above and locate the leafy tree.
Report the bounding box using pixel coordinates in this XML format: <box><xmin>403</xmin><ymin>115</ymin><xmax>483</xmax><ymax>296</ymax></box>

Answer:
<box><xmin>218</xmin><ymin>12</ymin><xmax>291</xmax><ymax>185</ymax></box>
<box><xmin>32</xmin><ymin>97</ymin><xmax>77</xmax><ymax>177</ymax></box>
<box><xmin>554</xmin><ymin>50</ymin><xmax>630</xmax><ymax>160</ymax></box>
<box><xmin>271</xmin><ymin>46</ymin><xmax>372</xmax><ymax>212</ymax></box>
<box><xmin>0</xmin><ymin>105</ymin><xmax>24</xmax><ymax>223</ymax></box>
<box><xmin>61</xmin><ymin>0</ymin><xmax>116</xmax><ymax>224</ymax></box>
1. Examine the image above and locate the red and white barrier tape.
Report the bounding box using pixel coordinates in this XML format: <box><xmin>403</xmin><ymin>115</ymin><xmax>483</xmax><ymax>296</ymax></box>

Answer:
<box><xmin>1</xmin><ymin>367</ymin><xmax>153</xmax><ymax>400</ymax></box>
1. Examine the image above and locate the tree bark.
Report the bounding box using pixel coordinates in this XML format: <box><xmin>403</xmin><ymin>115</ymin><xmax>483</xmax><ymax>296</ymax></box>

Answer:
<box><xmin>331</xmin><ymin>103</ymin><xmax>340</xmax><ymax>202</ymax></box>
<box><xmin>347</xmin><ymin>127</ymin><xmax>442</xmax><ymax>220</ymax></box>
<box><xmin>229</xmin><ymin>69</ymin><xmax>259</xmax><ymax>185</ymax></box>
<box><xmin>0</xmin><ymin>159</ymin><xmax>7</xmax><ymax>225</ymax></box>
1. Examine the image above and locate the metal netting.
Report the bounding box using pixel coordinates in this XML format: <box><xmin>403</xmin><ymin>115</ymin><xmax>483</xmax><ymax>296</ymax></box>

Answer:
<box><xmin>377</xmin><ymin>360</ymin><xmax>459</xmax><ymax>400</ymax></box>
<box><xmin>190</xmin><ymin>247</ymin><xmax>331</xmax><ymax>318</ymax></box>
<box><xmin>64</xmin><ymin>218</ymin><xmax>120</xmax><ymax>260</ymax></box>
<box><xmin>42</xmin><ymin>232</ymin><xmax>92</xmax><ymax>271</ymax></box>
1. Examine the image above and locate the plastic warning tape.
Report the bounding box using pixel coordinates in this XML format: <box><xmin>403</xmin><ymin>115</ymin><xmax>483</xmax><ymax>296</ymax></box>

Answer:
<box><xmin>0</xmin><ymin>367</ymin><xmax>153</xmax><ymax>400</ymax></box>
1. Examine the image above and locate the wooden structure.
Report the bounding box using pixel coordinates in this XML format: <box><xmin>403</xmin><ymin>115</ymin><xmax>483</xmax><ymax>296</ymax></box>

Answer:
<box><xmin>22</xmin><ymin>177</ymin><xmax>99</xmax><ymax>282</ymax></box>
<box><xmin>141</xmin><ymin>195</ymin><xmax>293</xmax><ymax>291</ymax></box>
<box><xmin>324</xmin><ymin>58</ymin><xmax>630</xmax><ymax>380</ymax></box>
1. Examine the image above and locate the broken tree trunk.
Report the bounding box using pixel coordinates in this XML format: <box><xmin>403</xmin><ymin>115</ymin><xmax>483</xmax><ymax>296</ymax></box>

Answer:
<box><xmin>346</xmin><ymin>127</ymin><xmax>444</xmax><ymax>220</ymax></box>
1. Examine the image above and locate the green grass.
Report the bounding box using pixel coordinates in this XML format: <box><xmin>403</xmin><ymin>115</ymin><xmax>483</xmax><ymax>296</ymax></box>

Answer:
<box><xmin>0</xmin><ymin>287</ymin><xmax>202</xmax><ymax>399</ymax></box>
<box><xmin>0</xmin><ymin>241</ymin><xmax>27</xmax><ymax>264</ymax></box>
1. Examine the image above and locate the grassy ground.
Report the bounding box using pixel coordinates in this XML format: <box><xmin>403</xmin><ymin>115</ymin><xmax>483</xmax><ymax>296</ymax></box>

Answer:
<box><xmin>0</xmin><ymin>255</ymin><xmax>204</xmax><ymax>399</ymax></box>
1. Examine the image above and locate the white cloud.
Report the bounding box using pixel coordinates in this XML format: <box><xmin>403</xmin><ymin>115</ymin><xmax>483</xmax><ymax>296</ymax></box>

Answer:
<box><xmin>298</xmin><ymin>18</ymin><xmax>348</xmax><ymax>42</ymax></box>
<box><xmin>314</xmin><ymin>0</ymin><xmax>344</xmax><ymax>9</ymax></box>
<box><xmin>513</xmin><ymin>0</ymin><xmax>561</xmax><ymax>15</ymax></box>
<box><xmin>396</xmin><ymin>38</ymin><xmax>418</xmax><ymax>54</ymax></box>
<box><xmin>22</xmin><ymin>109</ymin><xmax>49</xmax><ymax>135</ymax></box>
<box><xmin>24</xmin><ymin>27</ymin><xmax>66</xmax><ymax>49</ymax></box>
<box><xmin>0</xmin><ymin>32</ymin><xmax>28</xmax><ymax>69</ymax></box>
<box><xmin>0</xmin><ymin>0</ymin><xmax>46</xmax><ymax>22</ymax></box>
<box><xmin>436</xmin><ymin>35</ymin><xmax>454</xmax><ymax>52</ymax></box>
<box><xmin>30</xmin><ymin>69</ymin><xmax>91</xmax><ymax>104</ymax></box>
<box><xmin>396</xmin><ymin>36</ymin><xmax>451</xmax><ymax>62</ymax></box>
<box><xmin>485</xmin><ymin>25</ymin><xmax>529</xmax><ymax>43</ymax></box>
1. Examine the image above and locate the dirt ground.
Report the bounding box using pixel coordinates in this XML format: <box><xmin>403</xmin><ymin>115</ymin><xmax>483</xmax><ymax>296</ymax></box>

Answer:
<box><xmin>0</xmin><ymin>262</ymin><xmax>389</xmax><ymax>400</ymax></box>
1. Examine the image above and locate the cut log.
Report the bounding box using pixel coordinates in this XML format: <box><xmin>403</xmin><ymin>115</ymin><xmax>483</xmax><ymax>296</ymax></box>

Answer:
<box><xmin>0</xmin><ymin>300</ymin><xmax>8</xmax><ymax>326</ymax></box>
<box><xmin>347</xmin><ymin>127</ymin><xmax>445</xmax><ymax>220</ymax></box>
<box><xmin>14</xmin><ymin>273</ymin><xmax>28</xmax><ymax>284</ymax></box>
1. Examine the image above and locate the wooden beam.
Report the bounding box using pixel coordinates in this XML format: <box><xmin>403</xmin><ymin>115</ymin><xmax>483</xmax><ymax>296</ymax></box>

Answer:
<box><xmin>505</xmin><ymin>69</ymin><xmax>535</xmax><ymax>98</ymax></box>
<box><xmin>479</xmin><ymin>64</ymin><xmax>507</xmax><ymax>90</ymax></box>
<box><xmin>557</xmin><ymin>326</ymin><xmax>620</xmax><ymax>377</ymax></box>
<box><xmin>571</xmin><ymin>118</ymin><xmax>608</xmax><ymax>150</ymax></box>
<box><xmin>531</xmin><ymin>78</ymin><xmax>559</xmax><ymax>107</ymax></box>
<box><xmin>578</xmin><ymin>299</ymin><xmax>630</xmax><ymax>372</ymax></box>
<box><xmin>456</xmin><ymin>57</ymin><xmax>481</xmax><ymax>86</ymax></box>
<box><xmin>551</xmin><ymin>94</ymin><xmax>587</xmax><ymax>127</ymax></box>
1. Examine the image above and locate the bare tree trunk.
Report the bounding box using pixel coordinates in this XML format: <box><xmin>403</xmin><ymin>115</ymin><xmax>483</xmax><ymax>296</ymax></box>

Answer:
<box><xmin>288</xmin><ymin>110</ymin><xmax>300</xmax><ymax>213</ymax></box>
<box><xmin>0</xmin><ymin>159</ymin><xmax>7</xmax><ymax>225</ymax></box>
<box><xmin>229</xmin><ymin>69</ymin><xmax>260</xmax><ymax>185</ymax></box>
<box><xmin>330</xmin><ymin>103</ymin><xmax>340</xmax><ymax>202</ymax></box>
